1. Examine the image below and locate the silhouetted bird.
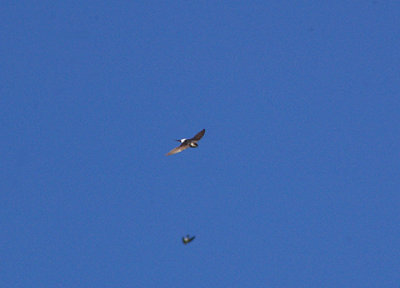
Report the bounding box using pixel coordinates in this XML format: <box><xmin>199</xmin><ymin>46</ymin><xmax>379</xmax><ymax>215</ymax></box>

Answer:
<box><xmin>166</xmin><ymin>129</ymin><xmax>205</xmax><ymax>156</ymax></box>
<box><xmin>182</xmin><ymin>235</ymin><xmax>196</xmax><ymax>245</ymax></box>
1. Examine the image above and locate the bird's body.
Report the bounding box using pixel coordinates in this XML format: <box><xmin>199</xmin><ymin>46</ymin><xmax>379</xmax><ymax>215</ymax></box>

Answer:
<box><xmin>166</xmin><ymin>129</ymin><xmax>205</xmax><ymax>156</ymax></box>
<box><xmin>182</xmin><ymin>235</ymin><xmax>196</xmax><ymax>245</ymax></box>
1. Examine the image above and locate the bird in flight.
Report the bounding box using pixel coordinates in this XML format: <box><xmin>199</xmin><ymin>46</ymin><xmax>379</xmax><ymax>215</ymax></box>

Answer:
<box><xmin>166</xmin><ymin>129</ymin><xmax>205</xmax><ymax>156</ymax></box>
<box><xmin>182</xmin><ymin>235</ymin><xmax>196</xmax><ymax>245</ymax></box>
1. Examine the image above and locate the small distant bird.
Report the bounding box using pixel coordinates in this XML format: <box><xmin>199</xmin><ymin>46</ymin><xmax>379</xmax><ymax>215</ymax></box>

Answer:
<box><xmin>182</xmin><ymin>235</ymin><xmax>196</xmax><ymax>245</ymax></box>
<box><xmin>166</xmin><ymin>129</ymin><xmax>205</xmax><ymax>156</ymax></box>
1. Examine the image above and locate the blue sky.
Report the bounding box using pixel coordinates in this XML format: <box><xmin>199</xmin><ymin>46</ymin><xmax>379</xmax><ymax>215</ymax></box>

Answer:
<box><xmin>1</xmin><ymin>1</ymin><xmax>399</xmax><ymax>287</ymax></box>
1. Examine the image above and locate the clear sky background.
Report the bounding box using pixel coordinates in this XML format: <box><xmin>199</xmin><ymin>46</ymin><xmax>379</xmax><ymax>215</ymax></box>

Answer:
<box><xmin>1</xmin><ymin>1</ymin><xmax>399</xmax><ymax>287</ymax></box>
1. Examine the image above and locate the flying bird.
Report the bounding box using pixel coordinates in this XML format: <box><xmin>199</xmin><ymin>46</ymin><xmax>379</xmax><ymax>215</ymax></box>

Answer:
<box><xmin>166</xmin><ymin>129</ymin><xmax>205</xmax><ymax>156</ymax></box>
<box><xmin>182</xmin><ymin>235</ymin><xmax>196</xmax><ymax>245</ymax></box>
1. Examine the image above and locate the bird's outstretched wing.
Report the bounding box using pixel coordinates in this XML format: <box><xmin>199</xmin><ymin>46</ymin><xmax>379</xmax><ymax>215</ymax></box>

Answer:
<box><xmin>166</xmin><ymin>144</ymin><xmax>189</xmax><ymax>156</ymax></box>
<box><xmin>192</xmin><ymin>129</ymin><xmax>205</xmax><ymax>141</ymax></box>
